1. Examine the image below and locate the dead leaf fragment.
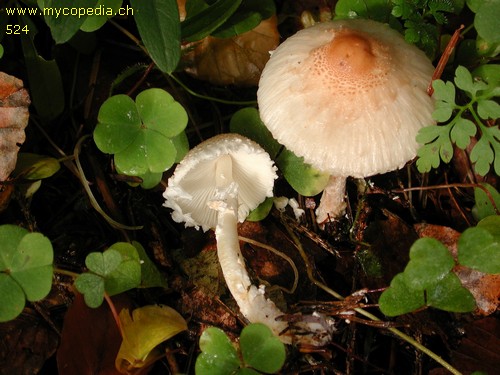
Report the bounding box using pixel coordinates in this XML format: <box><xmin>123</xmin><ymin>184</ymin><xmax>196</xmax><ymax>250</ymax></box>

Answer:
<box><xmin>182</xmin><ymin>16</ymin><xmax>279</xmax><ymax>86</ymax></box>
<box><xmin>57</xmin><ymin>292</ymin><xmax>131</xmax><ymax>375</ymax></box>
<box><xmin>0</xmin><ymin>311</ymin><xmax>59</xmax><ymax>375</ymax></box>
<box><xmin>0</xmin><ymin>72</ymin><xmax>30</xmax><ymax>181</ymax></box>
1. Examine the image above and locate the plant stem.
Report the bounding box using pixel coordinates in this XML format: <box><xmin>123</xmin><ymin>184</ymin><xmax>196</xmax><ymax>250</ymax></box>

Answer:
<box><xmin>73</xmin><ymin>135</ymin><xmax>143</xmax><ymax>231</ymax></box>
<box><xmin>282</xmin><ymin>216</ymin><xmax>463</xmax><ymax>375</ymax></box>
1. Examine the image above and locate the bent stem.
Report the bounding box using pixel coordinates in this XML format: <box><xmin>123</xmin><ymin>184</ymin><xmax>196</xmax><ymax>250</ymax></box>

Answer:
<box><xmin>210</xmin><ymin>155</ymin><xmax>291</xmax><ymax>343</ymax></box>
<box><xmin>283</xmin><ymin>218</ymin><xmax>462</xmax><ymax>375</ymax></box>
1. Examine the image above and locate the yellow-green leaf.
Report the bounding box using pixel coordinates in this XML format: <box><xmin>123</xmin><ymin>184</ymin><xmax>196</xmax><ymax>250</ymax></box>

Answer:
<box><xmin>116</xmin><ymin>305</ymin><xmax>187</xmax><ymax>372</ymax></box>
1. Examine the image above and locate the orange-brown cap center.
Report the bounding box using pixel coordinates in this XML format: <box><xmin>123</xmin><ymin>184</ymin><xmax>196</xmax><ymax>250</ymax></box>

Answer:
<box><xmin>323</xmin><ymin>30</ymin><xmax>377</xmax><ymax>76</ymax></box>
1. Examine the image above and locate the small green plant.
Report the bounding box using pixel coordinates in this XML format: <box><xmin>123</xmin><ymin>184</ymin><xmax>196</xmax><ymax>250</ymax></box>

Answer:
<box><xmin>391</xmin><ymin>0</ymin><xmax>456</xmax><ymax>56</ymax></box>
<box><xmin>379</xmin><ymin>215</ymin><xmax>500</xmax><ymax>316</ymax></box>
<box><xmin>74</xmin><ymin>242</ymin><xmax>142</xmax><ymax>308</ymax></box>
<box><xmin>0</xmin><ymin>224</ymin><xmax>54</xmax><ymax>322</ymax></box>
<box><xmin>416</xmin><ymin>65</ymin><xmax>500</xmax><ymax>176</ymax></box>
<box><xmin>93</xmin><ymin>88</ymin><xmax>189</xmax><ymax>189</ymax></box>
<box><xmin>195</xmin><ymin>323</ymin><xmax>286</xmax><ymax>375</ymax></box>
<box><xmin>74</xmin><ymin>241</ymin><xmax>166</xmax><ymax>308</ymax></box>
<box><xmin>473</xmin><ymin>183</ymin><xmax>500</xmax><ymax>219</ymax></box>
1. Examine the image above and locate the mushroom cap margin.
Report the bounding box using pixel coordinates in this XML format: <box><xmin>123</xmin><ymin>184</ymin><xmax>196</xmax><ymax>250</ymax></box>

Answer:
<box><xmin>163</xmin><ymin>133</ymin><xmax>278</xmax><ymax>231</ymax></box>
<box><xmin>257</xmin><ymin>19</ymin><xmax>435</xmax><ymax>178</ymax></box>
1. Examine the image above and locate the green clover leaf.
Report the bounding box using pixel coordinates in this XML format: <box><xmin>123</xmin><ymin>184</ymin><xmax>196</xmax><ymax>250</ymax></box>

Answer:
<box><xmin>240</xmin><ymin>323</ymin><xmax>286</xmax><ymax>374</ymax></box>
<box><xmin>458</xmin><ymin>215</ymin><xmax>500</xmax><ymax>274</ymax></box>
<box><xmin>0</xmin><ymin>225</ymin><xmax>54</xmax><ymax>322</ymax></box>
<box><xmin>403</xmin><ymin>238</ymin><xmax>455</xmax><ymax>290</ymax></box>
<box><xmin>75</xmin><ymin>243</ymin><xmax>142</xmax><ymax>308</ymax></box>
<box><xmin>94</xmin><ymin>88</ymin><xmax>188</xmax><ymax>184</ymax></box>
<box><xmin>195</xmin><ymin>327</ymin><xmax>240</xmax><ymax>375</ymax></box>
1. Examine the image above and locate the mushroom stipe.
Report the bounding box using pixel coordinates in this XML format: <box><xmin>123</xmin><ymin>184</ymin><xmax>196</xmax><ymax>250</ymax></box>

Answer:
<box><xmin>164</xmin><ymin>134</ymin><xmax>333</xmax><ymax>345</ymax></box>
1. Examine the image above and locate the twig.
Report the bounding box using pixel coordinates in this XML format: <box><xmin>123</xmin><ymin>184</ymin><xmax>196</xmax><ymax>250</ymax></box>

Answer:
<box><xmin>280</xmin><ymin>214</ymin><xmax>463</xmax><ymax>375</ymax></box>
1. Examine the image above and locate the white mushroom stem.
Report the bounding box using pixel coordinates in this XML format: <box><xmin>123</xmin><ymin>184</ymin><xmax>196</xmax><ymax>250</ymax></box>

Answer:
<box><xmin>315</xmin><ymin>176</ymin><xmax>347</xmax><ymax>224</ymax></box>
<box><xmin>211</xmin><ymin>156</ymin><xmax>334</xmax><ymax>345</ymax></box>
<box><xmin>209</xmin><ymin>155</ymin><xmax>292</xmax><ymax>343</ymax></box>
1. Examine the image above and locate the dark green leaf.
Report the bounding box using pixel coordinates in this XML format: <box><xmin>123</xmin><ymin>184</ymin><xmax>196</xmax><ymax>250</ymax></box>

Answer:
<box><xmin>181</xmin><ymin>0</ymin><xmax>242</xmax><ymax>42</ymax></box>
<box><xmin>474</xmin><ymin>0</ymin><xmax>500</xmax><ymax>43</ymax></box>
<box><xmin>240</xmin><ymin>323</ymin><xmax>286</xmax><ymax>373</ymax></box>
<box><xmin>276</xmin><ymin>149</ymin><xmax>330</xmax><ymax>197</ymax></box>
<box><xmin>40</xmin><ymin>0</ymin><xmax>98</xmax><ymax>43</ymax></box>
<box><xmin>426</xmin><ymin>273</ymin><xmax>476</xmax><ymax>312</ymax></box>
<box><xmin>403</xmin><ymin>238</ymin><xmax>455</xmax><ymax>290</ymax></box>
<box><xmin>335</xmin><ymin>0</ymin><xmax>393</xmax><ymax>22</ymax></box>
<box><xmin>130</xmin><ymin>0</ymin><xmax>181</xmax><ymax>73</ymax></box>
<box><xmin>115</xmin><ymin>134</ymin><xmax>176</xmax><ymax>175</ymax></box>
<box><xmin>80</xmin><ymin>0</ymin><xmax>123</xmax><ymax>32</ymax></box>
<box><xmin>94</xmin><ymin>95</ymin><xmax>141</xmax><ymax>154</ymax></box>
<box><xmin>229</xmin><ymin>107</ymin><xmax>281</xmax><ymax>157</ymax></box>
<box><xmin>136</xmin><ymin>89</ymin><xmax>188</xmax><ymax>138</ymax></box>
<box><xmin>74</xmin><ymin>273</ymin><xmax>105</xmax><ymax>308</ymax></box>
<box><xmin>85</xmin><ymin>249</ymin><xmax>122</xmax><ymax>276</ymax></box>
<box><xmin>19</xmin><ymin>17</ymin><xmax>65</xmax><ymax>122</ymax></box>
<box><xmin>458</xmin><ymin>216</ymin><xmax>500</xmax><ymax>274</ymax></box>
<box><xmin>0</xmin><ymin>274</ymin><xmax>25</xmax><ymax>322</ymax></box>
<box><xmin>105</xmin><ymin>243</ymin><xmax>142</xmax><ymax>296</ymax></box>
<box><xmin>378</xmin><ymin>273</ymin><xmax>425</xmax><ymax>316</ymax></box>
<box><xmin>132</xmin><ymin>241</ymin><xmax>167</xmax><ymax>289</ymax></box>
<box><xmin>474</xmin><ymin>183</ymin><xmax>500</xmax><ymax>220</ymax></box>
<box><xmin>246</xmin><ymin>197</ymin><xmax>274</xmax><ymax>222</ymax></box>
<box><xmin>195</xmin><ymin>327</ymin><xmax>240</xmax><ymax>375</ymax></box>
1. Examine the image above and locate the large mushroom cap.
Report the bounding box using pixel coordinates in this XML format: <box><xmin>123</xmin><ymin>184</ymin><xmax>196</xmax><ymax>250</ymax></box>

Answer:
<box><xmin>257</xmin><ymin>19</ymin><xmax>435</xmax><ymax>178</ymax></box>
<box><xmin>163</xmin><ymin>134</ymin><xmax>277</xmax><ymax>231</ymax></box>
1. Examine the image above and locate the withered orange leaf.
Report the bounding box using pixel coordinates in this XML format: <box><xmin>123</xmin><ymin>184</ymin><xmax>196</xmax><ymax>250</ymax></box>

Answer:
<box><xmin>0</xmin><ymin>72</ymin><xmax>30</xmax><ymax>181</ymax></box>
<box><xmin>181</xmin><ymin>16</ymin><xmax>279</xmax><ymax>86</ymax></box>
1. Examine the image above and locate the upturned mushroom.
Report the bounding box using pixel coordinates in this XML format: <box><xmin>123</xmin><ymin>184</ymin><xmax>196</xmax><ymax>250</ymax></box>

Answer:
<box><xmin>164</xmin><ymin>134</ymin><xmax>332</xmax><ymax>345</ymax></box>
<box><xmin>257</xmin><ymin>19</ymin><xmax>435</xmax><ymax>223</ymax></box>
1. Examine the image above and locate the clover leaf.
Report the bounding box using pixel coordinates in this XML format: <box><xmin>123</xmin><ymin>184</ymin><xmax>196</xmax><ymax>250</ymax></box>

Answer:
<box><xmin>0</xmin><ymin>225</ymin><xmax>54</xmax><ymax>322</ymax></box>
<box><xmin>195</xmin><ymin>324</ymin><xmax>286</xmax><ymax>374</ymax></box>
<box><xmin>240</xmin><ymin>323</ymin><xmax>286</xmax><ymax>374</ymax></box>
<box><xmin>94</xmin><ymin>88</ymin><xmax>188</xmax><ymax>188</ymax></box>
<box><xmin>403</xmin><ymin>238</ymin><xmax>455</xmax><ymax>290</ymax></box>
<box><xmin>195</xmin><ymin>327</ymin><xmax>240</xmax><ymax>375</ymax></box>
<box><xmin>458</xmin><ymin>215</ymin><xmax>500</xmax><ymax>274</ymax></box>
<box><xmin>379</xmin><ymin>237</ymin><xmax>476</xmax><ymax>317</ymax></box>
<box><xmin>74</xmin><ymin>243</ymin><xmax>141</xmax><ymax>308</ymax></box>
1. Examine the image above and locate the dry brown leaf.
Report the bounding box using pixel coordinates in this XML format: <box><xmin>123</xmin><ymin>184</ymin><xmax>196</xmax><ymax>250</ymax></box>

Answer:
<box><xmin>182</xmin><ymin>16</ymin><xmax>280</xmax><ymax>86</ymax></box>
<box><xmin>0</xmin><ymin>310</ymin><xmax>59</xmax><ymax>374</ymax></box>
<box><xmin>0</xmin><ymin>72</ymin><xmax>30</xmax><ymax>181</ymax></box>
<box><xmin>414</xmin><ymin>223</ymin><xmax>500</xmax><ymax>316</ymax></box>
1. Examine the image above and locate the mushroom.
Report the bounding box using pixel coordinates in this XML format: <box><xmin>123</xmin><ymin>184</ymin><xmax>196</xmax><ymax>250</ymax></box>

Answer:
<box><xmin>257</xmin><ymin>19</ymin><xmax>435</xmax><ymax>223</ymax></box>
<box><xmin>163</xmin><ymin>134</ymin><xmax>332</xmax><ymax>345</ymax></box>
